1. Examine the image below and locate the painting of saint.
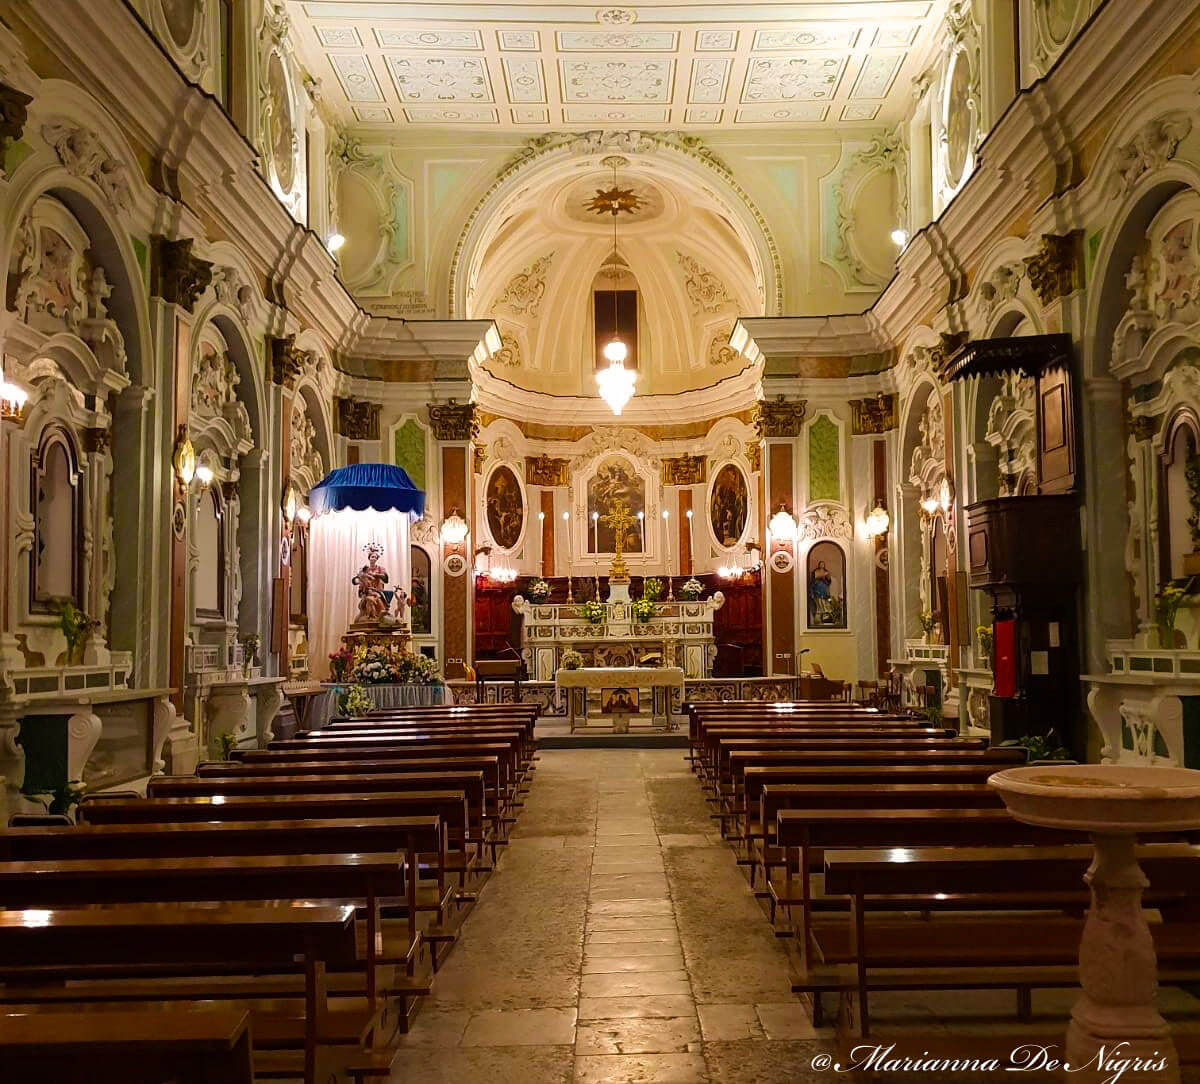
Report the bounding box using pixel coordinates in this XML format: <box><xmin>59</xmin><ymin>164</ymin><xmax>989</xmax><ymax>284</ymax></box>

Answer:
<box><xmin>806</xmin><ymin>541</ymin><xmax>847</xmax><ymax>629</ymax></box>
<box><xmin>587</xmin><ymin>456</ymin><xmax>645</xmax><ymax>553</ymax></box>
<box><xmin>485</xmin><ymin>465</ymin><xmax>524</xmax><ymax>551</ymax></box>
<box><xmin>709</xmin><ymin>463</ymin><xmax>749</xmax><ymax>548</ymax></box>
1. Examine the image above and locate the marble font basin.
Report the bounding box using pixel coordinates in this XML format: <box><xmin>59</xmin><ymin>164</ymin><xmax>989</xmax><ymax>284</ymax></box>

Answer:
<box><xmin>989</xmin><ymin>763</ymin><xmax>1200</xmax><ymax>833</ymax></box>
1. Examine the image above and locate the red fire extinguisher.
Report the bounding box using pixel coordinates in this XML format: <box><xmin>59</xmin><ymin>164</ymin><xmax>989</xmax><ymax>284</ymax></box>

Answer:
<box><xmin>993</xmin><ymin>618</ymin><xmax>1017</xmax><ymax>699</ymax></box>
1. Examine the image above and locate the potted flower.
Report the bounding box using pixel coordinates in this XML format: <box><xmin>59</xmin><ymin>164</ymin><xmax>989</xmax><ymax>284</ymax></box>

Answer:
<box><xmin>560</xmin><ymin>649</ymin><xmax>584</xmax><ymax>671</ymax></box>
<box><xmin>580</xmin><ymin>599</ymin><xmax>607</xmax><ymax>625</ymax></box>
<box><xmin>1154</xmin><ymin>579</ymin><xmax>1195</xmax><ymax>649</ymax></box>
<box><xmin>240</xmin><ymin>633</ymin><xmax>260</xmax><ymax>676</ymax></box>
<box><xmin>337</xmin><ymin>684</ymin><xmax>373</xmax><ymax>717</ymax></box>
<box><xmin>54</xmin><ymin>600</ymin><xmax>98</xmax><ymax>665</ymax></box>
<box><xmin>631</xmin><ymin>597</ymin><xmax>658</xmax><ymax>624</ymax></box>
<box><xmin>975</xmin><ymin>624</ymin><xmax>993</xmax><ymax>666</ymax></box>
<box><xmin>679</xmin><ymin>578</ymin><xmax>704</xmax><ymax>602</ymax></box>
<box><xmin>328</xmin><ymin>646</ymin><xmax>353</xmax><ymax>682</ymax></box>
<box><xmin>641</xmin><ymin>577</ymin><xmax>664</xmax><ymax>602</ymax></box>
<box><xmin>527</xmin><ymin>578</ymin><xmax>552</xmax><ymax>604</ymax></box>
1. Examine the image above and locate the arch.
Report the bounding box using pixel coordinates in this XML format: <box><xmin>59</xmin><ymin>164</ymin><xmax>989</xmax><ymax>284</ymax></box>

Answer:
<box><xmin>450</xmin><ymin>134</ymin><xmax>783</xmax><ymax>320</ymax></box>
<box><xmin>189</xmin><ymin>303</ymin><xmax>266</xmax><ymax>447</ymax></box>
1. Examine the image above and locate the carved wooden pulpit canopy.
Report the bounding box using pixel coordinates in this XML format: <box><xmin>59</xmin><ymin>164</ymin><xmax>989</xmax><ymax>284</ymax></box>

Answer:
<box><xmin>940</xmin><ymin>333</ymin><xmax>1076</xmax><ymax>494</ymax></box>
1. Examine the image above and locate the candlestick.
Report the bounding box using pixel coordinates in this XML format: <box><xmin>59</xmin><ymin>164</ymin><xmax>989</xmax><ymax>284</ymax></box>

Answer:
<box><xmin>662</xmin><ymin>508</ymin><xmax>671</xmax><ymax>576</ymax></box>
<box><xmin>592</xmin><ymin>510</ymin><xmax>599</xmax><ymax>556</ymax></box>
<box><xmin>686</xmin><ymin>508</ymin><xmax>694</xmax><ymax>574</ymax></box>
<box><xmin>637</xmin><ymin>510</ymin><xmax>644</xmax><ymax>553</ymax></box>
<box><xmin>538</xmin><ymin>511</ymin><xmax>545</xmax><ymax>577</ymax></box>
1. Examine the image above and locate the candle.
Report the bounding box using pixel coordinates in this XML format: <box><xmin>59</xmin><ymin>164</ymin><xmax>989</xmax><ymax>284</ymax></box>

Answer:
<box><xmin>686</xmin><ymin>508</ymin><xmax>694</xmax><ymax>570</ymax></box>
<box><xmin>662</xmin><ymin>509</ymin><xmax>670</xmax><ymax>565</ymax></box>
<box><xmin>538</xmin><ymin>511</ymin><xmax>545</xmax><ymax>576</ymax></box>
<box><xmin>637</xmin><ymin>510</ymin><xmax>644</xmax><ymax>552</ymax></box>
<box><xmin>592</xmin><ymin>510</ymin><xmax>599</xmax><ymax>555</ymax></box>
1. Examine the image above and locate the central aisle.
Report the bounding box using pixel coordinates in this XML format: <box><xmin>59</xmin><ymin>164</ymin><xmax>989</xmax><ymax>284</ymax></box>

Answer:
<box><xmin>391</xmin><ymin>747</ymin><xmax>830</xmax><ymax>1083</ymax></box>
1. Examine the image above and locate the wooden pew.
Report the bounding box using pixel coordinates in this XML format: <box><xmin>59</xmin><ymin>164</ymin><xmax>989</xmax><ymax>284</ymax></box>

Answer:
<box><xmin>197</xmin><ymin>757</ymin><xmax>510</xmax><ymax>856</ymax></box>
<box><xmin>0</xmin><ymin>1007</ymin><xmax>254</xmax><ymax>1083</ymax></box>
<box><xmin>0</xmin><ymin>904</ymin><xmax>382</xmax><ymax>1084</ymax></box>
<box><xmin>149</xmin><ymin>769</ymin><xmax>494</xmax><ymax>874</ymax></box>
<box><xmin>0</xmin><ymin>852</ymin><xmax>417</xmax><ymax>1017</ymax></box>
<box><xmin>775</xmin><ymin>806</ymin><xmax>1078</xmax><ymax>965</ymax></box>
<box><xmin>255</xmin><ymin>740</ymin><xmax>523</xmax><ymax>796</ymax></box>
<box><xmin>749</xmin><ymin>782</ymin><xmax>1001</xmax><ymax>902</ymax></box>
<box><xmin>709</xmin><ymin>742</ymin><xmax>1014</xmax><ymax>833</ymax></box>
<box><xmin>820</xmin><ymin>844</ymin><xmax>1200</xmax><ymax>1038</ymax></box>
<box><xmin>79</xmin><ymin>792</ymin><xmax>465</xmax><ymax>938</ymax></box>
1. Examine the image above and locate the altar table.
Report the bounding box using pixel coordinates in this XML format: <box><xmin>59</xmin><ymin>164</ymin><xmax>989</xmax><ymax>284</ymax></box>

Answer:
<box><xmin>556</xmin><ymin>667</ymin><xmax>685</xmax><ymax>733</ymax></box>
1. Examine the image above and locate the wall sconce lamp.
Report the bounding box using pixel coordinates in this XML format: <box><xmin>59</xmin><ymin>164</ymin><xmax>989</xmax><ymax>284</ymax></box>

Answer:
<box><xmin>172</xmin><ymin>427</ymin><xmax>196</xmax><ymax>486</ymax></box>
<box><xmin>937</xmin><ymin>476</ymin><xmax>954</xmax><ymax>514</ymax></box>
<box><xmin>474</xmin><ymin>542</ymin><xmax>492</xmax><ymax>575</ymax></box>
<box><xmin>282</xmin><ymin>482</ymin><xmax>298</xmax><ymax>525</ymax></box>
<box><xmin>442</xmin><ymin>509</ymin><xmax>469</xmax><ymax>545</ymax></box>
<box><xmin>864</xmin><ymin>501</ymin><xmax>890</xmax><ymax>538</ymax></box>
<box><xmin>296</xmin><ymin>505</ymin><xmax>312</xmax><ymax>525</ymax></box>
<box><xmin>919</xmin><ymin>494</ymin><xmax>940</xmax><ymax>516</ymax></box>
<box><xmin>768</xmin><ymin>505</ymin><xmax>797</xmax><ymax>543</ymax></box>
<box><xmin>195</xmin><ymin>463</ymin><xmax>214</xmax><ymax>487</ymax></box>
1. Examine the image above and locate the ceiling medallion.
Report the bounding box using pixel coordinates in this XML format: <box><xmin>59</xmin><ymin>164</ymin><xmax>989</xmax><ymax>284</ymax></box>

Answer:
<box><xmin>585</xmin><ymin>185</ymin><xmax>645</xmax><ymax>217</ymax></box>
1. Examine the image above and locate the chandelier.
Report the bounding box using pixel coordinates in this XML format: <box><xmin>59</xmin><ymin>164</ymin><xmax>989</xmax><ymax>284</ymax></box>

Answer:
<box><xmin>591</xmin><ymin>157</ymin><xmax>637</xmax><ymax>415</ymax></box>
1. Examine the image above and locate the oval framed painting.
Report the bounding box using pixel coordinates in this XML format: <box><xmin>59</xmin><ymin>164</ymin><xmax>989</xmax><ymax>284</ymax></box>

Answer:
<box><xmin>485</xmin><ymin>464</ymin><xmax>525</xmax><ymax>551</ymax></box>
<box><xmin>709</xmin><ymin>462</ymin><xmax>749</xmax><ymax>549</ymax></box>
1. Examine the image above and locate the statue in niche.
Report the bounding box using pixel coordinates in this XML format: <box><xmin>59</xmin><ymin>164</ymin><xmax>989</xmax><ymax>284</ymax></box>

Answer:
<box><xmin>352</xmin><ymin>541</ymin><xmax>390</xmax><ymax>623</ymax></box>
<box><xmin>807</xmin><ymin>541</ymin><xmax>847</xmax><ymax>629</ymax></box>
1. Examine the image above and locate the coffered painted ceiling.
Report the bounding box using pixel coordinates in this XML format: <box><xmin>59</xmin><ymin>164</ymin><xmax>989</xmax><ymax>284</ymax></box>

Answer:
<box><xmin>287</xmin><ymin>1</ymin><xmax>950</xmax><ymax>131</ymax></box>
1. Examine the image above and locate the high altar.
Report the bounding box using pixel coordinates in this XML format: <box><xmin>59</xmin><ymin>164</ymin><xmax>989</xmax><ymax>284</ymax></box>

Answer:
<box><xmin>512</xmin><ymin>594</ymin><xmax>724</xmax><ymax>682</ymax></box>
<box><xmin>513</xmin><ymin>498</ymin><xmax>724</xmax><ymax>680</ymax></box>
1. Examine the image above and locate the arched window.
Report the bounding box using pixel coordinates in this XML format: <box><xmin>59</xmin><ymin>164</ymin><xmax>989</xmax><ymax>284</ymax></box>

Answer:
<box><xmin>1161</xmin><ymin>410</ymin><xmax>1200</xmax><ymax>581</ymax></box>
<box><xmin>411</xmin><ymin>545</ymin><xmax>432</xmax><ymax>635</ymax></box>
<box><xmin>30</xmin><ymin>426</ymin><xmax>82</xmax><ymax>611</ymax></box>
<box><xmin>194</xmin><ymin>487</ymin><xmax>225</xmax><ymax>620</ymax></box>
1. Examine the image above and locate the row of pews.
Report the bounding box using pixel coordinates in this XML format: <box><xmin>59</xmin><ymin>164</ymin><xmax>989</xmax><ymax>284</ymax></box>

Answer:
<box><xmin>0</xmin><ymin>702</ymin><xmax>539</xmax><ymax>1083</ymax></box>
<box><xmin>686</xmin><ymin>698</ymin><xmax>1200</xmax><ymax>1058</ymax></box>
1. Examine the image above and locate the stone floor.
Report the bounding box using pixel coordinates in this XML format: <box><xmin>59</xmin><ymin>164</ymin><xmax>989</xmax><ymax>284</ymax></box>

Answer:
<box><xmin>390</xmin><ymin>747</ymin><xmax>831</xmax><ymax>1083</ymax></box>
<box><xmin>389</xmin><ymin>747</ymin><xmax>1200</xmax><ymax>1083</ymax></box>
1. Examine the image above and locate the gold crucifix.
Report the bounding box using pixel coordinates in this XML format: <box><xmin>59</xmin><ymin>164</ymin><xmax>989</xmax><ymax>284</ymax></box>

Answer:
<box><xmin>600</xmin><ymin>497</ymin><xmax>637</xmax><ymax>583</ymax></box>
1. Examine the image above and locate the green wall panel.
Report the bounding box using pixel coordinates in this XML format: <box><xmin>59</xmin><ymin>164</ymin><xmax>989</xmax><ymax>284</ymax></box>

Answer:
<box><xmin>393</xmin><ymin>418</ymin><xmax>426</xmax><ymax>493</ymax></box>
<box><xmin>808</xmin><ymin>415</ymin><xmax>840</xmax><ymax>503</ymax></box>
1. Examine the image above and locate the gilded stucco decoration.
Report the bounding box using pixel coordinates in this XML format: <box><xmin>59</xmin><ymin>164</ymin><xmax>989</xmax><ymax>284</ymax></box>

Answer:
<box><xmin>1024</xmin><ymin>231</ymin><xmax>1084</xmax><ymax>307</ymax></box>
<box><xmin>497</xmin><ymin>254</ymin><xmax>554</xmax><ymax>317</ymax></box>
<box><xmin>662</xmin><ymin>454</ymin><xmax>706</xmax><ymax>486</ymax></box>
<box><xmin>526</xmin><ymin>455</ymin><xmax>570</xmax><ymax>487</ymax></box>
<box><xmin>754</xmin><ymin>397</ymin><xmax>807</xmax><ymax>439</ymax></box>
<box><xmin>676</xmin><ymin>252</ymin><xmax>733</xmax><ymax>314</ymax></box>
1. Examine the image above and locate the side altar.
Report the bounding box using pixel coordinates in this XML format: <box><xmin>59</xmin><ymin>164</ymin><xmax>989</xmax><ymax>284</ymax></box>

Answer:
<box><xmin>512</xmin><ymin>595</ymin><xmax>724</xmax><ymax>681</ymax></box>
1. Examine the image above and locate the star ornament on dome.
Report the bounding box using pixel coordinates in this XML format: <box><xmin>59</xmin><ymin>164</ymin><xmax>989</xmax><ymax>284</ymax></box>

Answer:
<box><xmin>585</xmin><ymin>185</ymin><xmax>645</xmax><ymax>217</ymax></box>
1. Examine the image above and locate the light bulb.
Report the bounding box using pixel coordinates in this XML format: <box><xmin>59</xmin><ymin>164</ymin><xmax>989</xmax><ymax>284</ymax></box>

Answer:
<box><xmin>327</xmin><ymin>231</ymin><xmax>346</xmax><ymax>253</ymax></box>
<box><xmin>195</xmin><ymin>464</ymin><xmax>214</xmax><ymax>486</ymax></box>
<box><xmin>603</xmin><ymin>337</ymin><xmax>628</xmax><ymax>363</ymax></box>
<box><xmin>891</xmin><ymin>228</ymin><xmax>908</xmax><ymax>248</ymax></box>
<box><xmin>297</xmin><ymin>506</ymin><xmax>312</xmax><ymax>524</ymax></box>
